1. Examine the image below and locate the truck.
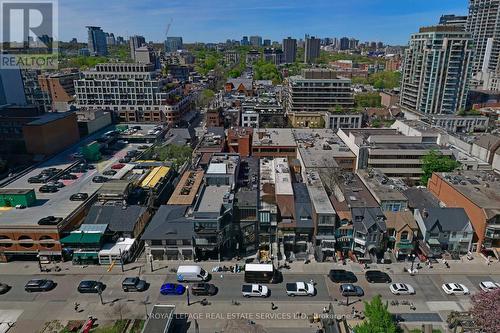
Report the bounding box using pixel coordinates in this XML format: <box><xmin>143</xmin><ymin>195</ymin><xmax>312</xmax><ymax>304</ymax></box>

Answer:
<box><xmin>176</xmin><ymin>265</ymin><xmax>210</xmax><ymax>282</ymax></box>
<box><xmin>286</xmin><ymin>282</ymin><xmax>315</xmax><ymax>297</ymax></box>
<box><xmin>241</xmin><ymin>284</ymin><xmax>269</xmax><ymax>298</ymax></box>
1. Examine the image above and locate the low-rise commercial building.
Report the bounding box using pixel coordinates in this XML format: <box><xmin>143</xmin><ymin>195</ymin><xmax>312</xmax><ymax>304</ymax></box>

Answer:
<box><xmin>324</xmin><ymin>112</ymin><xmax>363</xmax><ymax>130</ymax></box>
<box><xmin>384</xmin><ymin>211</ymin><xmax>419</xmax><ymax>259</ymax></box>
<box><xmin>427</xmin><ymin>171</ymin><xmax>500</xmax><ymax>252</ymax></box>
<box><xmin>252</xmin><ymin>128</ymin><xmax>297</xmax><ymax>158</ymax></box>
<box><xmin>227</xmin><ymin>127</ymin><xmax>252</xmax><ymax>157</ymax></box>
<box><xmin>357</xmin><ymin>169</ymin><xmax>409</xmax><ymax>212</ymax></box>
<box><xmin>338</xmin><ymin>128</ymin><xmax>453</xmax><ymax>179</ymax></box>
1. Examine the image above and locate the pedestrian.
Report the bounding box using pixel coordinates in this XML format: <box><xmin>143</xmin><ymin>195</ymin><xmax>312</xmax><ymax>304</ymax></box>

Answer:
<box><xmin>74</xmin><ymin>302</ymin><xmax>79</xmax><ymax>312</ymax></box>
<box><xmin>271</xmin><ymin>302</ymin><xmax>277</xmax><ymax>310</ymax></box>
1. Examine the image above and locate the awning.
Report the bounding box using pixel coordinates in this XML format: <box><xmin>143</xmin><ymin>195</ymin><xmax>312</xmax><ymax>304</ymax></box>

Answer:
<box><xmin>337</xmin><ymin>236</ymin><xmax>352</xmax><ymax>242</ymax></box>
<box><xmin>61</xmin><ymin>232</ymin><xmax>103</xmax><ymax>245</ymax></box>
<box><xmin>73</xmin><ymin>252</ymin><xmax>98</xmax><ymax>260</ymax></box>
<box><xmin>427</xmin><ymin>238</ymin><xmax>441</xmax><ymax>246</ymax></box>
<box><xmin>397</xmin><ymin>242</ymin><xmax>414</xmax><ymax>249</ymax></box>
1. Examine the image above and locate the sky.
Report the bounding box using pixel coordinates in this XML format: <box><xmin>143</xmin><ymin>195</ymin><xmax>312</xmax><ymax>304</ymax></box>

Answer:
<box><xmin>59</xmin><ymin>0</ymin><xmax>469</xmax><ymax>45</ymax></box>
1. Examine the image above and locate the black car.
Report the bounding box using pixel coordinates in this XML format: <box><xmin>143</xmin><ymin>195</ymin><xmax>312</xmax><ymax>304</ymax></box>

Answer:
<box><xmin>119</xmin><ymin>157</ymin><xmax>131</xmax><ymax>163</ymax></box>
<box><xmin>0</xmin><ymin>283</ymin><xmax>11</xmax><ymax>294</ymax></box>
<box><xmin>329</xmin><ymin>269</ymin><xmax>358</xmax><ymax>283</ymax></box>
<box><xmin>190</xmin><ymin>283</ymin><xmax>218</xmax><ymax>296</ymax></box>
<box><xmin>39</xmin><ymin>185</ymin><xmax>58</xmax><ymax>193</ymax></box>
<box><xmin>28</xmin><ymin>176</ymin><xmax>43</xmax><ymax>183</ymax></box>
<box><xmin>60</xmin><ymin>173</ymin><xmax>78</xmax><ymax>180</ymax></box>
<box><xmin>38</xmin><ymin>216</ymin><xmax>63</xmax><ymax>225</ymax></box>
<box><xmin>25</xmin><ymin>279</ymin><xmax>55</xmax><ymax>292</ymax></box>
<box><xmin>103</xmin><ymin>170</ymin><xmax>117</xmax><ymax>176</ymax></box>
<box><xmin>92</xmin><ymin>176</ymin><xmax>109</xmax><ymax>183</ymax></box>
<box><xmin>138</xmin><ymin>145</ymin><xmax>149</xmax><ymax>150</ymax></box>
<box><xmin>69</xmin><ymin>193</ymin><xmax>89</xmax><ymax>201</ymax></box>
<box><xmin>122</xmin><ymin>277</ymin><xmax>147</xmax><ymax>292</ymax></box>
<box><xmin>77</xmin><ymin>280</ymin><xmax>105</xmax><ymax>293</ymax></box>
<box><xmin>365</xmin><ymin>270</ymin><xmax>392</xmax><ymax>283</ymax></box>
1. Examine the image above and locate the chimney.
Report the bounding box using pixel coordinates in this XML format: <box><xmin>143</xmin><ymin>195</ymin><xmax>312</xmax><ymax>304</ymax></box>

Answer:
<box><xmin>422</xmin><ymin>208</ymin><xmax>429</xmax><ymax>218</ymax></box>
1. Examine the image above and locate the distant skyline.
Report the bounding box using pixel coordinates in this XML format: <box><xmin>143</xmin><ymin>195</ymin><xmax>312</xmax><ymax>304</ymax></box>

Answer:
<box><xmin>61</xmin><ymin>0</ymin><xmax>468</xmax><ymax>45</ymax></box>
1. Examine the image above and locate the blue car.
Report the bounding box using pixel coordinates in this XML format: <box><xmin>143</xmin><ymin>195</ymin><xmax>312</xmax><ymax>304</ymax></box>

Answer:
<box><xmin>160</xmin><ymin>283</ymin><xmax>185</xmax><ymax>295</ymax></box>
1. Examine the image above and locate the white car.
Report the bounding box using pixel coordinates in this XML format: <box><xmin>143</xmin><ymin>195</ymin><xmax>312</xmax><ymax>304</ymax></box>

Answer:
<box><xmin>442</xmin><ymin>283</ymin><xmax>469</xmax><ymax>295</ymax></box>
<box><xmin>479</xmin><ymin>281</ymin><xmax>500</xmax><ymax>292</ymax></box>
<box><xmin>389</xmin><ymin>283</ymin><xmax>415</xmax><ymax>295</ymax></box>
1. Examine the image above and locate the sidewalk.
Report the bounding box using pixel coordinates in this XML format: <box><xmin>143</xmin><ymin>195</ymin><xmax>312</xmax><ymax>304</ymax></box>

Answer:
<box><xmin>1</xmin><ymin>255</ymin><xmax>499</xmax><ymax>277</ymax></box>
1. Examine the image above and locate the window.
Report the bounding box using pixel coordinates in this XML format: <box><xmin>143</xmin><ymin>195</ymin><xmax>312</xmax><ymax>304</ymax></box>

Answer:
<box><xmin>400</xmin><ymin>231</ymin><xmax>409</xmax><ymax>241</ymax></box>
<box><xmin>451</xmin><ymin>232</ymin><xmax>457</xmax><ymax>238</ymax></box>
<box><xmin>462</xmin><ymin>232</ymin><xmax>468</xmax><ymax>238</ymax></box>
<box><xmin>151</xmin><ymin>240</ymin><xmax>163</xmax><ymax>246</ymax></box>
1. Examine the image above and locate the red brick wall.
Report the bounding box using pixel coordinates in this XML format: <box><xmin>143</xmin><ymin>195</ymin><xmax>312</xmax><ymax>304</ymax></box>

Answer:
<box><xmin>427</xmin><ymin>173</ymin><xmax>487</xmax><ymax>250</ymax></box>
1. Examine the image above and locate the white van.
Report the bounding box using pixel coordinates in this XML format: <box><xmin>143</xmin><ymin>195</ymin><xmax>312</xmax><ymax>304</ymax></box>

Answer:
<box><xmin>176</xmin><ymin>265</ymin><xmax>209</xmax><ymax>282</ymax></box>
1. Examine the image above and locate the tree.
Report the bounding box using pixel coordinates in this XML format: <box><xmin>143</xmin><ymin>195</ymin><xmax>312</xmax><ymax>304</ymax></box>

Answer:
<box><xmin>355</xmin><ymin>295</ymin><xmax>397</xmax><ymax>333</ymax></box>
<box><xmin>421</xmin><ymin>150</ymin><xmax>460</xmax><ymax>185</ymax></box>
<box><xmin>469</xmin><ymin>289</ymin><xmax>500</xmax><ymax>333</ymax></box>
<box><xmin>152</xmin><ymin>144</ymin><xmax>193</xmax><ymax>169</ymax></box>
<box><xmin>198</xmin><ymin>89</ymin><xmax>215</xmax><ymax>108</ymax></box>
<box><xmin>355</xmin><ymin>93</ymin><xmax>382</xmax><ymax>107</ymax></box>
<box><xmin>253</xmin><ymin>60</ymin><xmax>282</xmax><ymax>83</ymax></box>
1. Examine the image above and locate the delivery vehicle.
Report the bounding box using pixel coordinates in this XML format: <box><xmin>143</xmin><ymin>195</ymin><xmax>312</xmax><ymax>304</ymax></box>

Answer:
<box><xmin>286</xmin><ymin>282</ymin><xmax>315</xmax><ymax>297</ymax></box>
<box><xmin>241</xmin><ymin>284</ymin><xmax>269</xmax><ymax>297</ymax></box>
<box><xmin>244</xmin><ymin>264</ymin><xmax>280</xmax><ymax>283</ymax></box>
<box><xmin>176</xmin><ymin>265</ymin><xmax>210</xmax><ymax>282</ymax></box>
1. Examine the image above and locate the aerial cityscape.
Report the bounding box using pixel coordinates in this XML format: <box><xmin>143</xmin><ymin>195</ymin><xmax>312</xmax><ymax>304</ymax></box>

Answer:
<box><xmin>0</xmin><ymin>0</ymin><xmax>499</xmax><ymax>333</ymax></box>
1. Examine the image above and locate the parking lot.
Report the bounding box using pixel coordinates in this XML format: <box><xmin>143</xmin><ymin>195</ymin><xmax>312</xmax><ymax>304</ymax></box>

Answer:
<box><xmin>0</xmin><ymin>127</ymin><xmax>150</xmax><ymax>228</ymax></box>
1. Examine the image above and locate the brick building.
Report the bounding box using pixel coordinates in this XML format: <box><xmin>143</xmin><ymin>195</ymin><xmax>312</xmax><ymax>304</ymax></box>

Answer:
<box><xmin>227</xmin><ymin>127</ymin><xmax>253</xmax><ymax>157</ymax></box>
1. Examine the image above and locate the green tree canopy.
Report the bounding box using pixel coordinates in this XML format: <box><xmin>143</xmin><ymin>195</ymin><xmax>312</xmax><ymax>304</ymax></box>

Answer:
<box><xmin>198</xmin><ymin>89</ymin><xmax>215</xmax><ymax>108</ymax></box>
<box><xmin>253</xmin><ymin>60</ymin><xmax>282</xmax><ymax>83</ymax></box>
<box><xmin>355</xmin><ymin>295</ymin><xmax>397</xmax><ymax>333</ymax></box>
<box><xmin>152</xmin><ymin>144</ymin><xmax>192</xmax><ymax>169</ymax></box>
<box><xmin>421</xmin><ymin>149</ymin><xmax>460</xmax><ymax>185</ymax></box>
<box><xmin>355</xmin><ymin>93</ymin><xmax>382</xmax><ymax>107</ymax></box>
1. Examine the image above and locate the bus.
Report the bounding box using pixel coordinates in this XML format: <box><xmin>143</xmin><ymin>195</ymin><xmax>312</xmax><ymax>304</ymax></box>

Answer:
<box><xmin>244</xmin><ymin>264</ymin><xmax>281</xmax><ymax>283</ymax></box>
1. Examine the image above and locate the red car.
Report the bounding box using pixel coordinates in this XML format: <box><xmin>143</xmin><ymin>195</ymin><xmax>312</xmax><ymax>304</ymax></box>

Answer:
<box><xmin>111</xmin><ymin>163</ymin><xmax>125</xmax><ymax>169</ymax></box>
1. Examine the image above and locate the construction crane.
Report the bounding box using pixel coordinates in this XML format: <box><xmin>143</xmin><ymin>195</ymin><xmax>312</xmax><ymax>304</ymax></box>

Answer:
<box><xmin>165</xmin><ymin>18</ymin><xmax>173</xmax><ymax>42</ymax></box>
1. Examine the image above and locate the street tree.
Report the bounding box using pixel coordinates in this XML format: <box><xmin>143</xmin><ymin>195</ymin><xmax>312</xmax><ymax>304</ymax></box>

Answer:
<box><xmin>420</xmin><ymin>149</ymin><xmax>460</xmax><ymax>185</ymax></box>
<box><xmin>355</xmin><ymin>295</ymin><xmax>397</xmax><ymax>333</ymax></box>
<box><xmin>470</xmin><ymin>289</ymin><xmax>500</xmax><ymax>333</ymax></box>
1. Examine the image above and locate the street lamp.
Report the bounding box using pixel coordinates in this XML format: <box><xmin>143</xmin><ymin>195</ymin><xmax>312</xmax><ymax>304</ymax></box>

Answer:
<box><xmin>149</xmin><ymin>254</ymin><xmax>154</xmax><ymax>272</ymax></box>
<box><xmin>142</xmin><ymin>295</ymin><xmax>150</xmax><ymax>319</ymax></box>
<box><xmin>97</xmin><ymin>285</ymin><xmax>104</xmax><ymax>305</ymax></box>
<box><xmin>119</xmin><ymin>248</ymin><xmax>124</xmax><ymax>273</ymax></box>
<box><xmin>408</xmin><ymin>253</ymin><xmax>416</xmax><ymax>275</ymax></box>
<box><xmin>186</xmin><ymin>285</ymin><xmax>190</xmax><ymax>306</ymax></box>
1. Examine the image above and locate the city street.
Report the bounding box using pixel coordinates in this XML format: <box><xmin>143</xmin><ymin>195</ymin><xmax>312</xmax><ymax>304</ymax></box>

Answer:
<box><xmin>1</xmin><ymin>259</ymin><xmax>499</xmax><ymax>332</ymax></box>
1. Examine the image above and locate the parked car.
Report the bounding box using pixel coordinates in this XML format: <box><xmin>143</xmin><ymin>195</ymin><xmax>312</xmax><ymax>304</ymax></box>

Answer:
<box><xmin>119</xmin><ymin>157</ymin><xmax>131</xmax><ymax>163</ymax></box>
<box><xmin>190</xmin><ymin>283</ymin><xmax>217</xmax><ymax>296</ymax></box>
<box><xmin>0</xmin><ymin>283</ymin><xmax>11</xmax><ymax>294</ymax></box>
<box><xmin>339</xmin><ymin>284</ymin><xmax>364</xmax><ymax>297</ymax></box>
<box><xmin>60</xmin><ymin>173</ymin><xmax>77</xmax><ymax>180</ymax></box>
<box><xmin>77</xmin><ymin>280</ymin><xmax>105</xmax><ymax>293</ymax></box>
<box><xmin>28</xmin><ymin>176</ymin><xmax>43</xmax><ymax>183</ymax></box>
<box><xmin>138</xmin><ymin>145</ymin><xmax>149</xmax><ymax>150</ymax></box>
<box><xmin>70</xmin><ymin>193</ymin><xmax>89</xmax><ymax>201</ymax></box>
<box><xmin>160</xmin><ymin>283</ymin><xmax>185</xmax><ymax>295</ymax></box>
<box><xmin>46</xmin><ymin>181</ymin><xmax>64</xmax><ymax>188</ymax></box>
<box><xmin>103</xmin><ymin>170</ymin><xmax>117</xmax><ymax>176</ymax></box>
<box><xmin>122</xmin><ymin>277</ymin><xmax>147</xmax><ymax>292</ymax></box>
<box><xmin>241</xmin><ymin>284</ymin><xmax>269</xmax><ymax>298</ymax></box>
<box><xmin>329</xmin><ymin>269</ymin><xmax>357</xmax><ymax>283</ymax></box>
<box><xmin>442</xmin><ymin>283</ymin><xmax>469</xmax><ymax>295</ymax></box>
<box><xmin>38</xmin><ymin>216</ymin><xmax>63</xmax><ymax>225</ymax></box>
<box><xmin>389</xmin><ymin>283</ymin><xmax>415</xmax><ymax>295</ymax></box>
<box><xmin>92</xmin><ymin>176</ymin><xmax>109</xmax><ymax>183</ymax></box>
<box><xmin>39</xmin><ymin>185</ymin><xmax>58</xmax><ymax>193</ymax></box>
<box><xmin>111</xmin><ymin>163</ymin><xmax>125</xmax><ymax>170</ymax></box>
<box><xmin>25</xmin><ymin>279</ymin><xmax>55</xmax><ymax>292</ymax></box>
<box><xmin>365</xmin><ymin>270</ymin><xmax>392</xmax><ymax>283</ymax></box>
<box><xmin>479</xmin><ymin>281</ymin><xmax>500</xmax><ymax>292</ymax></box>
<box><xmin>286</xmin><ymin>282</ymin><xmax>315</xmax><ymax>297</ymax></box>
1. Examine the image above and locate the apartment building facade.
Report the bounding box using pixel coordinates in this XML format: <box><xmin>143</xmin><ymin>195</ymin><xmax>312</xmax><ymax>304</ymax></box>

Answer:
<box><xmin>284</xmin><ymin>69</ymin><xmax>354</xmax><ymax>114</ymax></box>
<box><xmin>74</xmin><ymin>63</ymin><xmax>191</xmax><ymax>124</ymax></box>
<box><xmin>400</xmin><ymin>26</ymin><xmax>473</xmax><ymax>115</ymax></box>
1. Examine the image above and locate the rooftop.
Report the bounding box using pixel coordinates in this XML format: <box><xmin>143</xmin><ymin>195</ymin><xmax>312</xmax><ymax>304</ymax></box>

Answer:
<box><xmin>252</xmin><ymin>128</ymin><xmax>296</xmax><ymax>147</ymax></box>
<box><xmin>305</xmin><ymin>170</ymin><xmax>336</xmax><ymax>215</ymax></box>
<box><xmin>435</xmin><ymin>171</ymin><xmax>500</xmax><ymax>213</ymax></box>
<box><xmin>385</xmin><ymin>211</ymin><xmax>418</xmax><ymax>231</ymax></box>
<box><xmin>357</xmin><ymin>169</ymin><xmax>408</xmax><ymax>202</ymax></box>
<box><xmin>330</xmin><ymin>173</ymin><xmax>379</xmax><ymax>209</ymax></box>
<box><xmin>419</xmin><ymin>207</ymin><xmax>471</xmax><ymax>231</ymax></box>
<box><xmin>83</xmin><ymin>204</ymin><xmax>146</xmax><ymax>233</ymax></box>
<box><xmin>403</xmin><ymin>187</ymin><xmax>440</xmax><ymax>211</ymax></box>
<box><xmin>292</xmin><ymin>129</ymin><xmax>354</xmax><ymax>169</ymax></box>
<box><xmin>207</xmin><ymin>154</ymin><xmax>240</xmax><ymax>176</ymax></box>
<box><xmin>141</xmin><ymin>205</ymin><xmax>192</xmax><ymax>241</ymax></box>
<box><xmin>195</xmin><ymin>185</ymin><xmax>231</xmax><ymax>214</ymax></box>
<box><xmin>167</xmin><ymin>170</ymin><xmax>204</xmax><ymax>206</ymax></box>
<box><xmin>274</xmin><ymin>158</ymin><xmax>293</xmax><ymax>195</ymax></box>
